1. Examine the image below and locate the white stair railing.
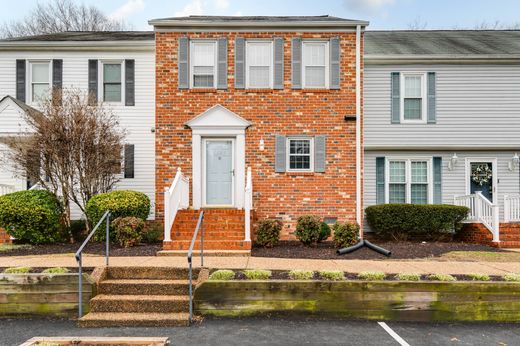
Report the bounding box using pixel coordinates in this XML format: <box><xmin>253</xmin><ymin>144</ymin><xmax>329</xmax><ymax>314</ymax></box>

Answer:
<box><xmin>164</xmin><ymin>168</ymin><xmax>190</xmax><ymax>242</ymax></box>
<box><xmin>454</xmin><ymin>192</ymin><xmax>499</xmax><ymax>242</ymax></box>
<box><xmin>0</xmin><ymin>184</ymin><xmax>15</xmax><ymax>196</ymax></box>
<box><xmin>504</xmin><ymin>194</ymin><xmax>520</xmax><ymax>223</ymax></box>
<box><xmin>244</xmin><ymin>167</ymin><xmax>252</xmax><ymax>242</ymax></box>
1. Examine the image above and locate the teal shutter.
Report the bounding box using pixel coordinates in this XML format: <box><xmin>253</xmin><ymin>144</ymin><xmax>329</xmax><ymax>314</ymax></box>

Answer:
<box><xmin>427</xmin><ymin>72</ymin><xmax>436</xmax><ymax>124</ymax></box>
<box><xmin>391</xmin><ymin>72</ymin><xmax>400</xmax><ymax>124</ymax></box>
<box><xmin>433</xmin><ymin>156</ymin><xmax>442</xmax><ymax>204</ymax></box>
<box><xmin>275</xmin><ymin>135</ymin><xmax>286</xmax><ymax>173</ymax></box>
<box><xmin>376</xmin><ymin>157</ymin><xmax>386</xmax><ymax>204</ymax></box>
<box><xmin>234</xmin><ymin>37</ymin><xmax>245</xmax><ymax>89</ymax></box>
<box><xmin>178</xmin><ymin>37</ymin><xmax>189</xmax><ymax>89</ymax></box>
<box><xmin>291</xmin><ymin>38</ymin><xmax>302</xmax><ymax>89</ymax></box>
<box><xmin>217</xmin><ymin>38</ymin><xmax>228</xmax><ymax>89</ymax></box>
<box><xmin>273</xmin><ymin>37</ymin><xmax>284</xmax><ymax>89</ymax></box>
<box><xmin>329</xmin><ymin>37</ymin><xmax>340</xmax><ymax>89</ymax></box>
<box><xmin>314</xmin><ymin>135</ymin><xmax>326</xmax><ymax>173</ymax></box>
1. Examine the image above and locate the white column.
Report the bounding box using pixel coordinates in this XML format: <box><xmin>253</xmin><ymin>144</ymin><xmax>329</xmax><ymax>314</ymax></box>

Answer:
<box><xmin>192</xmin><ymin>134</ymin><xmax>202</xmax><ymax>209</ymax></box>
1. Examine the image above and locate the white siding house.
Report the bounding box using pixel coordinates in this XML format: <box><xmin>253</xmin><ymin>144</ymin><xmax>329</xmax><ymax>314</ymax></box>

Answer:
<box><xmin>0</xmin><ymin>32</ymin><xmax>156</xmax><ymax>220</ymax></box>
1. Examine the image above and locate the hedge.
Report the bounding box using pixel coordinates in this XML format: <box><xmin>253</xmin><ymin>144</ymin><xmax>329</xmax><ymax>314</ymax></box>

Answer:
<box><xmin>0</xmin><ymin>190</ymin><xmax>64</xmax><ymax>244</ymax></box>
<box><xmin>365</xmin><ymin>204</ymin><xmax>469</xmax><ymax>240</ymax></box>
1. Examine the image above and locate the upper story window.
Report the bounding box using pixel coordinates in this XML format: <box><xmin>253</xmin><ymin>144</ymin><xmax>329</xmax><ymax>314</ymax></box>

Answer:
<box><xmin>387</xmin><ymin>158</ymin><xmax>431</xmax><ymax>204</ymax></box>
<box><xmin>29</xmin><ymin>61</ymin><xmax>51</xmax><ymax>103</ymax></box>
<box><xmin>287</xmin><ymin>137</ymin><xmax>314</xmax><ymax>172</ymax></box>
<box><xmin>246</xmin><ymin>41</ymin><xmax>273</xmax><ymax>89</ymax></box>
<box><xmin>302</xmin><ymin>41</ymin><xmax>329</xmax><ymax>89</ymax></box>
<box><xmin>190</xmin><ymin>40</ymin><xmax>217</xmax><ymax>88</ymax></box>
<box><xmin>102</xmin><ymin>62</ymin><xmax>122</xmax><ymax>102</ymax></box>
<box><xmin>401</xmin><ymin>72</ymin><xmax>427</xmax><ymax>123</ymax></box>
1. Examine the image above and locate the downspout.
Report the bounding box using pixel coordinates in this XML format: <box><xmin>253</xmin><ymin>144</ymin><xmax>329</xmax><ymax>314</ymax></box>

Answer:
<box><xmin>355</xmin><ymin>25</ymin><xmax>362</xmax><ymax>235</ymax></box>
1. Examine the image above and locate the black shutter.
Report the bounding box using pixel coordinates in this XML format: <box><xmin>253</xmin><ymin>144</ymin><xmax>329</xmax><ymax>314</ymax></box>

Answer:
<box><xmin>124</xmin><ymin>144</ymin><xmax>135</xmax><ymax>179</ymax></box>
<box><xmin>16</xmin><ymin>60</ymin><xmax>26</xmax><ymax>102</ymax></box>
<box><xmin>125</xmin><ymin>59</ymin><xmax>135</xmax><ymax>106</ymax></box>
<box><xmin>88</xmin><ymin>59</ymin><xmax>98</xmax><ymax>105</ymax></box>
<box><xmin>52</xmin><ymin>59</ymin><xmax>63</xmax><ymax>104</ymax></box>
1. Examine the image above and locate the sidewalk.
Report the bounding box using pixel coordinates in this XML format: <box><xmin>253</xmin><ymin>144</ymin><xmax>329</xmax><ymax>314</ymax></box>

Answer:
<box><xmin>0</xmin><ymin>254</ymin><xmax>518</xmax><ymax>275</ymax></box>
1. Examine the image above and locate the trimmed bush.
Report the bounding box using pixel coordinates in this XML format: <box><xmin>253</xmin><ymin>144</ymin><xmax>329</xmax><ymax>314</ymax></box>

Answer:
<box><xmin>209</xmin><ymin>270</ymin><xmax>235</xmax><ymax>281</ymax></box>
<box><xmin>319</xmin><ymin>270</ymin><xmax>344</xmax><ymax>281</ymax></box>
<box><xmin>365</xmin><ymin>204</ymin><xmax>469</xmax><ymax>241</ymax></box>
<box><xmin>332</xmin><ymin>222</ymin><xmax>359</xmax><ymax>248</ymax></box>
<box><xmin>243</xmin><ymin>269</ymin><xmax>272</xmax><ymax>280</ymax></box>
<box><xmin>86</xmin><ymin>190</ymin><xmax>150</xmax><ymax>241</ymax></box>
<box><xmin>0</xmin><ymin>190</ymin><xmax>64</xmax><ymax>244</ymax></box>
<box><xmin>142</xmin><ymin>223</ymin><xmax>162</xmax><ymax>244</ymax></box>
<box><xmin>295</xmin><ymin>215</ymin><xmax>322</xmax><ymax>246</ymax></box>
<box><xmin>69</xmin><ymin>219</ymin><xmax>87</xmax><ymax>242</ymax></box>
<box><xmin>255</xmin><ymin>219</ymin><xmax>282</xmax><ymax>248</ymax></box>
<box><xmin>112</xmin><ymin>217</ymin><xmax>145</xmax><ymax>247</ymax></box>
<box><xmin>288</xmin><ymin>270</ymin><xmax>314</xmax><ymax>280</ymax></box>
<box><xmin>467</xmin><ymin>273</ymin><xmax>490</xmax><ymax>281</ymax></box>
<box><xmin>4</xmin><ymin>267</ymin><xmax>31</xmax><ymax>274</ymax></box>
<box><xmin>503</xmin><ymin>273</ymin><xmax>520</xmax><ymax>282</ymax></box>
<box><xmin>395</xmin><ymin>273</ymin><xmax>421</xmax><ymax>281</ymax></box>
<box><xmin>358</xmin><ymin>271</ymin><xmax>386</xmax><ymax>281</ymax></box>
<box><xmin>428</xmin><ymin>273</ymin><xmax>456</xmax><ymax>282</ymax></box>
<box><xmin>318</xmin><ymin>222</ymin><xmax>331</xmax><ymax>242</ymax></box>
<box><xmin>42</xmin><ymin>267</ymin><xmax>70</xmax><ymax>274</ymax></box>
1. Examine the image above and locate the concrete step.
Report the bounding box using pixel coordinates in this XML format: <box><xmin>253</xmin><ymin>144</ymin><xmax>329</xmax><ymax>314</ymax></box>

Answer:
<box><xmin>497</xmin><ymin>235</ymin><xmax>520</xmax><ymax>241</ymax></box>
<box><xmin>90</xmin><ymin>294</ymin><xmax>189</xmax><ymax>313</ymax></box>
<box><xmin>157</xmin><ymin>249</ymin><xmax>251</xmax><ymax>257</ymax></box>
<box><xmin>106</xmin><ymin>266</ymin><xmax>198</xmax><ymax>280</ymax></box>
<box><xmin>98</xmin><ymin>279</ymin><xmax>189</xmax><ymax>295</ymax></box>
<box><xmin>163</xmin><ymin>240</ymin><xmax>252</xmax><ymax>251</ymax></box>
<box><xmin>79</xmin><ymin>312</ymin><xmax>190</xmax><ymax>328</ymax></box>
<box><xmin>493</xmin><ymin>241</ymin><xmax>520</xmax><ymax>248</ymax></box>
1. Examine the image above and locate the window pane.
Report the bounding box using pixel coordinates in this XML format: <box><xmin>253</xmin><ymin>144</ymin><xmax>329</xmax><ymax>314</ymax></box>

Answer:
<box><xmin>103</xmin><ymin>64</ymin><xmax>121</xmax><ymax>83</ymax></box>
<box><xmin>411</xmin><ymin>184</ymin><xmax>428</xmax><ymax>204</ymax></box>
<box><xmin>249</xmin><ymin>66</ymin><xmax>270</xmax><ymax>88</ymax></box>
<box><xmin>304</xmin><ymin>43</ymin><xmax>326</xmax><ymax>65</ymax></box>
<box><xmin>289</xmin><ymin>155</ymin><xmax>311</xmax><ymax>170</ymax></box>
<box><xmin>32</xmin><ymin>84</ymin><xmax>49</xmax><ymax>102</ymax></box>
<box><xmin>193</xmin><ymin>75</ymin><xmax>214</xmax><ymax>88</ymax></box>
<box><xmin>192</xmin><ymin>42</ymin><xmax>215</xmax><ymax>66</ymax></box>
<box><xmin>247</xmin><ymin>42</ymin><xmax>271</xmax><ymax>66</ymax></box>
<box><xmin>289</xmin><ymin>140</ymin><xmax>310</xmax><ymax>155</ymax></box>
<box><xmin>404</xmin><ymin>75</ymin><xmax>421</xmax><ymax>98</ymax></box>
<box><xmin>305</xmin><ymin>66</ymin><xmax>326</xmax><ymax>87</ymax></box>
<box><xmin>389</xmin><ymin>184</ymin><xmax>406</xmax><ymax>203</ymax></box>
<box><xmin>411</xmin><ymin>161</ymin><xmax>428</xmax><ymax>183</ymax></box>
<box><xmin>404</xmin><ymin>98</ymin><xmax>422</xmax><ymax>120</ymax></box>
<box><xmin>32</xmin><ymin>63</ymin><xmax>49</xmax><ymax>83</ymax></box>
<box><xmin>389</xmin><ymin>161</ymin><xmax>406</xmax><ymax>183</ymax></box>
<box><xmin>104</xmin><ymin>83</ymin><xmax>121</xmax><ymax>102</ymax></box>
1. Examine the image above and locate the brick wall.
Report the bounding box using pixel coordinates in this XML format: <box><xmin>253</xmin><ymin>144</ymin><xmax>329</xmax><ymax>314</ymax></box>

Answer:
<box><xmin>156</xmin><ymin>31</ymin><xmax>363</xmax><ymax>239</ymax></box>
<box><xmin>0</xmin><ymin>228</ymin><xmax>11</xmax><ymax>245</ymax></box>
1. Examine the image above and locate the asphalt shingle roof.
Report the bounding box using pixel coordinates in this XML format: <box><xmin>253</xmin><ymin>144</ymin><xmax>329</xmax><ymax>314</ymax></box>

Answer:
<box><xmin>150</xmin><ymin>15</ymin><xmax>361</xmax><ymax>23</ymax></box>
<box><xmin>0</xmin><ymin>31</ymin><xmax>154</xmax><ymax>42</ymax></box>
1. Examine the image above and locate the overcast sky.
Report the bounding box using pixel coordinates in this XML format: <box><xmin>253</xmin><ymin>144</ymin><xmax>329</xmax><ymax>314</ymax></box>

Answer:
<box><xmin>0</xmin><ymin>0</ymin><xmax>519</xmax><ymax>31</ymax></box>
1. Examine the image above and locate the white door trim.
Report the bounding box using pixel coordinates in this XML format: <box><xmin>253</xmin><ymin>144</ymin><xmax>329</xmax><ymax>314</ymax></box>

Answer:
<box><xmin>465</xmin><ymin>157</ymin><xmax>498</xmax><ymax>204</ymax></box>
<box><xmin>202</xmin><ymin>138</ymin><xmax>235</xmax><ymax>207</ymax></box>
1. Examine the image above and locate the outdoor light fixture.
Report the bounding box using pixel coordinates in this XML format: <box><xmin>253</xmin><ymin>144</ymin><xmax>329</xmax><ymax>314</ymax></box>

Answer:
<box><xmin>508</xmin><ymin>153</ymin><xmax>519</xmax><ymax>171</ymax></box>
<box><xmin>259</xmin><ymin>139</ymin><xmax>265</xmax><ymax>151</ymax></box>
<box><xmin>448</xmin><ymin>153</ymin><xmax>458</xmax><ymax>171</ymax></box>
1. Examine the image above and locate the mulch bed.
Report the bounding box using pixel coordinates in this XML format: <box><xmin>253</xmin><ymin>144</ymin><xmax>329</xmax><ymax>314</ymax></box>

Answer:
<box><xmin>251</xmin><ymin>240</ymin><xmax>504</xmax><ymax>260</ymax></box>
<box><xmin>0</xmin><ymin>242</ymin><xmax>162</xmax><ymax>257</ymax></box>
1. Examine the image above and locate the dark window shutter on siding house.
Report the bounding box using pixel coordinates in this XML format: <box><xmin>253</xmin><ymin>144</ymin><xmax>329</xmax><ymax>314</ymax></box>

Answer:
<box><xmin>314</xmin><ymin>135</ymin><xmax>326</xmax><ymax>173</ymax></box>
<box><xmin>391</xmin><ymin>72</ymin><xmax>400</xmax><ymax>124</ymax></box>
<box><xmin>16</xmin><ymin>60</ymin><xmax>26</xmax><ymax>102</ymax></box>
<box><xmin>273</xmin><ymin>37</ymin><xmax>284</xmax><ymax>89</ymax></box>
<box><xmin>217</xmin><ymin>38</ymin><xmax>228</xmax><ymax>89</ymax></box>
<box><xmin>376</xmin><ymin>157</ymin><xmax>386</xmax><ymax>204</ymax></box>
<box><xmin>125</xmin><ymin>59</ymin><xmax>135</xmax><ymax>106</ymax></box>
<box><xmin>275</xmin><ymin>135</ymin><xmax>286</xmax><ymax>173</ymax></box>
<box><xmin>124</xmin><ymin>144</ymin><xmax>135</xmax><ymax>179</ymax></box>
<box><xmin>178</xmin><ymin>37</ymin><xmax>189</xmax><ymax>89</ymax></box>
<box><xmin>234</xmin><ymin>37</ymin><xmax>245</xmax><ymax>89</ymax></box>
<box><xmin>329</xmin><ymin>37</ymin><xmax>340</xmax><ymax>89</ymax></box>
<box><xmin>52</xmin><ymin>59</ymin><xmax>63</xmax><ymax>105</ymax></box>
<box><xmin>88</xmin><ymin>59</ymin><xmax>98</xmax><ymax>105</ymax></box>
<box><xmin>433</xmin><ymin>156</ymin><xmax>442</xmax><ymax>204</ymax></box>
<box><xmin>291</xmin><ymin>37</ymin><xmax>302</xmax><ymax>89</ymax></box>
<box><xmin>427</xmin><ymin>72</ymin><xmax>437</xmax><ymax>124</ymax></box>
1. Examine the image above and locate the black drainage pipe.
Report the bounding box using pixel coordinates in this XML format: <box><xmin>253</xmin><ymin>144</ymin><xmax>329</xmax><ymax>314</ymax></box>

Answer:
<box><xmin>337</xmin><ymin>239</ymin><xmax>391</xmax><ymax>257</ymax></box>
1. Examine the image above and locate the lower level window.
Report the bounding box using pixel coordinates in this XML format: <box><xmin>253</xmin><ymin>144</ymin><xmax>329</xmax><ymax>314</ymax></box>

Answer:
<box><xmin>287</xmin><ymin>138</ymin><xmax>313</xmax><ymax>172</ymax></box>
<box><xmin>388</xmin><ymin>159</ymin><xmax>430</xmax><ymax>204</ymax></box>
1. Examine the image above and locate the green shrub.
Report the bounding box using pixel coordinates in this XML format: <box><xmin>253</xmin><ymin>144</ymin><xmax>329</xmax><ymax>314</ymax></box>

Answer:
<box><xmin>358</xmin><ymin>271</ymin><xmax>386</xmax><ymax>281</ymax></box>
<box><xmin>319</xmin><ymin>270</ymin><xmax>344</xmax><ymax>281</ymax></box>
<box><xmin>86</xmin><ymin>190</ymin><xmax>150</xmax><ymax>241</ymax></box>
<box><xmin>209</xmin><ymin>270</ymin><xmax>235</xmax><ymax>281</ymax></box>
<box><xmin>112</xmin><ymin>217</ymin><xmax>145</xmax><ymax>247</ymax></box>
<box><xmin>288</xmin><ymin>270</ymin><xmax>314</xmax><ymax>280</ymax></box>
<box><xmin>295</xmin><ymin>215</ymin><xmax>322</xmax><ymax>246</ymax></box>
<box><xmin>255</xmin><ymin>219</ymin><xmax>282</xmax><ymax>248</ymax></box>
<box><xmin>0</xmin><ymin>190</ymin><xmax>64</xmax><ymax>244</ymax></box>
<box><xmin>142</xmin><ymin>223</ymin><xmax>162</xmax><ymax>244</ymax></box>
<box><xmin>42</xmin><ymin>267</ymin><xmax>70</xmax><ymax>274</ymax></box>
<box><xmin>503</xmin><ymin>273</ymin><xmax>520</xmax><ymax>282</ymax></box>
<box><xmin>3</xmin><ymin>266</ymin><xmax>31</xmax><ymax>274</ymax></box>
<box><xmin>365</xmin><ymin>204</ymin><xmax>469</xmax><ymax>241</ymax></box>
<box><xmin>395</xmin><ymin>273</ymin><xmax>421</xmax><ymax>281</ymax></box>
<box><xmin>428</xmin><ymin>273</ymin><xmax>456</xmax><ymax>282</ymax></box>
<box><xmin>467</xmin><ymin>273</ymin><xmax>490</xmax><ymax>281</ymax></box>
<box><xmin>318</xmin><ymin>222</ymin><xmax>331</xmax><ymax>242</ymax></box>
<box><xmin>243</xmin><ymin>269</ymin><xmax>272</xmax><ymax>280</ymax></box>
<box><xmin>69</xmin><ymin>219</ymin><xmax>87</xmax><ymax>242</ymax></box>
<box><xmin>332</xmin><ymin>222</ymin><xmax>359</xmax><ymax>248</ymax></box>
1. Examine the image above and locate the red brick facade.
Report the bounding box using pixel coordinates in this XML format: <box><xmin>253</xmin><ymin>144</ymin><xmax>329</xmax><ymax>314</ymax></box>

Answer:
<box><xmin>155</xmin><ymin>31</ymin><xmax>363</xmax><ymax>240</ymax></box>
<box><xmin>0</xmin><ymin>228</ymin><xmax>11</xmax><ymax>245</ymax></box>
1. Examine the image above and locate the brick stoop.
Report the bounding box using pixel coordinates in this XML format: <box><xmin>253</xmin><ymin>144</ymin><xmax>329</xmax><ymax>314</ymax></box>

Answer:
<box><xmin>0</xmin><ymin>228</ymin><xmax>12</xmax><ymax>245</ymax></box>
<box><xmin>79</xmin><ymin>266</ymin><xmax>205</xmax><ymax>327</ymax></box>
<box><xmin>457</xmin><ymin>222</ymin><xmax>520</xmax><ymax>248</ymax></box>
<box><xmin>163</xmin><ymin>209</ymin><xmax>252</xmax><ymax>251</ymax></box>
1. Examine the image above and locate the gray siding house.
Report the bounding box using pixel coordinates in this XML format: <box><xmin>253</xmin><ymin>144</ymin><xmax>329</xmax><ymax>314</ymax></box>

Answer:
<box><xmin>363</xmin><ymin>31</ymin><xmax>520</xmax><ymax>244</ymax></box>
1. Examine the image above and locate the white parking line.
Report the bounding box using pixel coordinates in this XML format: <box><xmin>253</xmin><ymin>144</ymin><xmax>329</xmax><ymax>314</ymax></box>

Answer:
<box><xmin>378</xmin><ymin>322</ymin><xmax>411</xmax><ymax>346</ymax></box>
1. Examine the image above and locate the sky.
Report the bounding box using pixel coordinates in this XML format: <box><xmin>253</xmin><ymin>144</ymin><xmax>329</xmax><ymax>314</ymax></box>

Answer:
<box><xmin>0</xmin><ymin>0</ymin><xmax>519</xmax><ymax>31</ymax></box>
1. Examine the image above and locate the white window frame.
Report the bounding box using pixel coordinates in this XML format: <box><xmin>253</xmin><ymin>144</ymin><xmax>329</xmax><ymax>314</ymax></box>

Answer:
<box><xmin>245</xmin><ymin>40</ymin><xmax>273</xmax><ymax>89</ymax></box>
<box><xmin>99</xmin><ymin>60</ymin><xmax>125</xmax><ymax>104</ymax></box>
<box><xmin>189</xmin><ymin>40</ymin><xmax>217</xmax><ymax>89</ymax></box>
<box><xmin>286</xmin><ymin>137</ymin><xmax>314</xmax><ymax>172</ymax></box>
<box><xmin>302</xmin><ymin>40</ymin><xmax>329</xmax><ymax>89</ymax></box>
<box><xmin>385</xmin><ymin>157</ymin><xmax>433</xmax><ymax>204</ymax></box>
<box><xmin>28</xmin><ymin>60</ymin><xmax>52</xmax><ymax>104</ymax></box>
<box><xmin>400</xmin><ymin>72</ymin><xmax>427</xmax><ymax>124</ymax></box>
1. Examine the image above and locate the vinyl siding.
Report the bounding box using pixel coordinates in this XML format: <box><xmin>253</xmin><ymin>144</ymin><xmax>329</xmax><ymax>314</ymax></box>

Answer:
<box><xmin>364</xmin><ymin>65</ymin><xmax>520</xmax><ymax>149</ymax></box>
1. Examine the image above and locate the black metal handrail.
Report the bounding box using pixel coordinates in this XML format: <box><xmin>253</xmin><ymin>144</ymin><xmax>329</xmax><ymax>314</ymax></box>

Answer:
<box><xmin>187</xmin><ymin>210</ymin><xmax>204</xmax><ymax>324</ymax></box>
<box><xmin>74</xmin><ymin>210</ymin><xmax>111</xmax><ymax>318</ymax></box>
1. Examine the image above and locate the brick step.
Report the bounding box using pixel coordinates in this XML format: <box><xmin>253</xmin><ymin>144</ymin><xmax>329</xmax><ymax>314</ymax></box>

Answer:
<box><xmin>105</xmin><ymin>267</ymin><xmax>199</xmax><ymax>280</ymax></box>
<box><xmin>157</xmin><ymin>249</ymin><xmax>251</xmax><ymax>257</ymax></box>
<box><xmin>498</xmin><ymin>229</ymin><xmax>520</xmax><ymax>235</ymax></box>
<box><xmin>171</xmin><ymin>234</ymin><xmax>245</xmax><ymax>241</ymax></box>
<box><xmin>492</xmin><ymin>241</ymin><xmax>520</xmax><ymax>248</ymax></box>
<box><xmin>163</xmin><ymin>240</ymin><xmax>252</xmax><ymax>251</ymax></box>
<box><xmin>98</xmin><ymin>279</ymin><xmax>189</xmax><ymax>295</ymax></box>
<box><xmin>78</xmin><ymin>312</ymin><xmax>189</xmax><ymax>328</ymax></box>
<box><xmin>90</xmin><ymin>294</ymin><xmax>189</xmax><ymax>313</ymax></box>
<box><xmin>497</xmin><ymin>235</ymin><xmax>520</xmax><ymax>241</ymax></box>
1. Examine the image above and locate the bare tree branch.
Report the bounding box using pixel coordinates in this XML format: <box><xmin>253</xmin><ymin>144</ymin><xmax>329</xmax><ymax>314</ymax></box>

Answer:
<box><xmin>407</xmin><ymin>17</ymin><xmax>428</xmax><ymax>30</ymax></box>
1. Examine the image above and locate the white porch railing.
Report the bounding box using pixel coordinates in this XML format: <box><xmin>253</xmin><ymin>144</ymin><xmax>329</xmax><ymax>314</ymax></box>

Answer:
<box><xmin>0</xmin><ymin>184</ymin><xmax>15</xmax><ymax>196</ymax></box>
<box><xmin>504</xmin><ymin>194</ymin><xmax>520</xmax><ymax>223</ymax></box>
<box><xmin>244</xmin><ymin>167</ymin><xmax>252</xmax><ymax>242</ymax></box>
<box><xmin>454</xmin><ymin>192</ymin><xmax>499</xmax><ymax>242</ymax></box>
<box><xmin>164</xmin><ymin>168</ymin><xmax>190</xmax><ymax>242</ymax></box>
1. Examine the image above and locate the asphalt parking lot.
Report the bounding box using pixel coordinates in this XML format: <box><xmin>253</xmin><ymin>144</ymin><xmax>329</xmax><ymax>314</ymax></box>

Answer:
<box><xmin>2</xmin><ymin>317</ymin><xmax>519</xmax><ymax>346</ymax></box>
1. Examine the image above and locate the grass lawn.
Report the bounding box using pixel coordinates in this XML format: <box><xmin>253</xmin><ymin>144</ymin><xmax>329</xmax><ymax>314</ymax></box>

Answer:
<box><xmin>441</xmin><ymin>250</ymin><xmax>520</xmax><ymax>262</ymax></box>
<box><xmin>0</xmin><ymin>244</ymin><xmax>32</xmax><ymax>252</ymax></box>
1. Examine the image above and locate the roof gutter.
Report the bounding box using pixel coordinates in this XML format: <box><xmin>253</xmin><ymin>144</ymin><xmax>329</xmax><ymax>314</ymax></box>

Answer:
<box><xmin>148</xmin><ymin>19</ymin><xmax>369</xmax><ymax>27</ymax></box>
<box><xmin>365</xmin><ymin>54</ymin><xmax>520</xmax><ymax>65</ymax></box>
<box><xmin>0</xmin><ymin>40</ymin><xmax>155</xmax><ymax>51</ymax></box>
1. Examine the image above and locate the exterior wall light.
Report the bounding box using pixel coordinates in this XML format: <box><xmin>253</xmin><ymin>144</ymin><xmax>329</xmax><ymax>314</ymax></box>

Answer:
<box><xmin>508</xmin><ymin>153</ymin><xmax>519</xmax><ymax>171</ymax></box>
<box><xmin>448</xmin><ymin>153</ymin><xmax>458</xmax><ymax>171</ymax></box>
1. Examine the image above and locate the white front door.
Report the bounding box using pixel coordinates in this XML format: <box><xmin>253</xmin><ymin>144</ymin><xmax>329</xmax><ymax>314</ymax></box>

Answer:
<box><xmin>203</xmin><ymin>138</ymin><xmax>234</xmax><ymax>206</ymax></box>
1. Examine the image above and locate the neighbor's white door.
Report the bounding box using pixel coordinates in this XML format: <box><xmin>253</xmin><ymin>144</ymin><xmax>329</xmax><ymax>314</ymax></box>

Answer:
<box><xmin>203</xmin><ymin>139</ymin><xmax>234</xmax><ymax>206</ymax></box>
